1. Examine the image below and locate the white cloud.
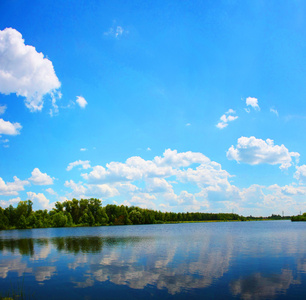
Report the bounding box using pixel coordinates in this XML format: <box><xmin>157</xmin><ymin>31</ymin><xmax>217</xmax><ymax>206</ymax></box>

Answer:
<box><xmin>294</xmin><ymin>165</ymin><xmax>306</xmax><ymax>184</ymax></box>
<box><xmin>27</xmin><ymin>192</ymin><xmax>53</xmax><ymax>210</ymax></box>
<box><xmin>67</xmin><ymin>160</ymin><xmax>91</xmax><ymax>171</ymax></box>
<box><xmin>268</xmin><ymin>184</ymin><xmax>306</xmax><ymax>196</ymax></box>
<box><xmin>76</xmin><ymin>96</ymin><xmax>87</xmax><ymax>108</ymax></box>
<box><xmin>227</xmin><ymin>136</ymin><xmax>300</xmax><ymax>170</ymax></box>
<box><xmin>0</xmin><ymin>118</ymin><xmax>22</xmax><ymax>135</ymax></box>
<box><xmin>29</xmin><ymin>168</ymin><xmax>54</xmax><ymax>185</ymax></box>
<box><xmin>80</xmin><ymin>148</ymin><xmax>87</xmax><ymax>151</ymax></box>
<box><xmin>0</xmin><ymin>105</ymin><xmax>6</xmax><ymax>115</ymax></box>
<box><xmin>0</xmin><ymin>28</ymin><xmax>61</xmax><ymax>112</ymax></box>
<box><xmin>64</xmin><ymin>180</ymin><xmax>87</xmax><ymax>199</ymax></box>
<box><xmin>0</xmin><ymin>197</ymin><xmax>21</xmax><ymax>208</ymax></box>
<box><xmin>146</xmin><ymin>178</ymin><xmax>173</xmax><ymax>193</ymax></box>
<box><xmin>64</xmin><ymin>179</ymin><xmax>119</xmax><ymax>199</ymax></box>
<box><xmin>82</xmin><ymin>156</ymin><xmax>173</xmax><ymax>183</ymax></box>
<box><xmin>147</xmin><ymin>147</ymin><xmax>151</xmax><ymax>151</ymax></box>
<box><xmin>216</xmin><ymin>109</ymin><xmax>238</xmax><ymax>129</ymax></box>
<box><xmin>154</xmin><ymin>149</ymin><xmax>209</xmax><ymax>168</ymax></box>
<box><xmin>104</xmin><ymin>25</ymin><xmax>126</xmax><ymax>38</ymax></box>
<box><xmin>246</xmin><ymin>97</ymin><xmax>260</xmax><ymax>111</ymax></box>
<box><xmin>270</xmin><ymin>108</ymin><xmax>279</xmax><ymax>116</ymax></box>
<box><xmin>60</xmin><ymin>148</ymin><xmax>306</xmax><ymax>215</ymax></box>
<box><xmin>45</xmin><ymin>188</ymin><xmax>57</xmax><ymax>196</ymax></box>
<box><xmin>226</xmin><ymin>109</ymin><xmax>235</xmax><ymax>114</ymax></box>
<box><xmin>130</xmin><ymin>193</ymin><xmax>157</xmax><ymax>209</ymax></box>
<box><xmin>176</xmin><ymin>161</ymin><xmax>232</xmax><ymax>190</ymax></box>
<box><xmin>87</xmin><ymin>184</ymin><xmax>119</xmax><ymax>198</ymax></box>
<box><xmin>0</xmin><ymin>176</ymin><xmax>29</xmax><ymax>196</ymax></box>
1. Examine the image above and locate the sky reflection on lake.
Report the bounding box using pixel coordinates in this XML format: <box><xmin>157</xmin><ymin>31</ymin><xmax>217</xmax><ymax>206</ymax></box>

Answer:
<box><xmin>0</xmin><ymin>221</ymin><xmax>306</xmax><ymax>299</ymax></box>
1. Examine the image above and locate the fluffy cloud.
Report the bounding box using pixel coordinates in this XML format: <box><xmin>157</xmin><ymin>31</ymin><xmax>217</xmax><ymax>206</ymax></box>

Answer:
<box><xmin>216</xmin><ymin>109</ymin><xmax>238</xmax><ymax>129</ymax></box>
<box><xmin>45</xmin><ymin>188</ymin><xmax>57</xmax><ymax>195</ymax></box>
<box><xmin>0</xmin><ymin>197</ymin><xmax>21</xmax><ymax>208</ymax></box>
<box><xmin>27</xmin><ymin>191</ymin><xmax>53</xmax><ymax>210</ymax></box>
<box><xmin>130</xmin><ymin>193</ymin><xmax>157</xmax><ymax>209</ymax></box>
<box><xmin>227</xmin><ymin>136</ymin><xmax>300</xmax><ymax>170</ymax></box>
<box><xmin>83</xmin><ymin>157</ymin><xmax>172</xmax><ymax>183</ymax></box>
<box><xmin>145</xmin><ymin>178</ymin><xmax>173</xmax><ymax>193</ymax></box>
<box><xmin>0</xmin><ymin>105</ymin><xmax>6</xmax><ymax>115</ymax></box>
<box><xmin>0</xmin><ymin>176</ymin><xmax>29</xmax><ymax>196</ymax></box>
<box><xmin>268</xmin><ymin>184</ymin><xmax>306</xmax><ymax>196</ymax></box>
<box><xmin>67</xmin><ymin>160</ymin><xmax>91</xmax><ymax>171</ymax></box>
<box><xmin>76</xmin><ymin>96</ymin><xmax>87</xmax><ymax>108</ymax></box>
<box><xmin>64</xmin><ymin>180</ymin><xmax>87</xmax><ymax>198</ymax></box>
<box><xmin>64</xmin><ymin>180</ymin><xmax>118</xmax><ymax>199</ymax></box>
<box><xmin>294</xmin><ymin>165</ymin><xmax>306</xmax><ymax>184</ymax></box>
<box><xmin>0</xmin><ymin>28</ymin><xmax>61</xmax><ymax>111</ymax></box>
<box><xmin>245</xmin><ymin>97</ymin><xmax>260</xmax><ymax>111</ymax></box>
<box><xmin>87</xmin><ymin>184</ymin><xmax>119</xmax><ymax>198</ymax></box>
<box><xmin>29</xmin><ymin>168</ymin><xmax>54</xmax><ymax>185</ymax></box>
<box><xmin>153</xmin><ymin>149</ymin><xmax>209</xmax><ymax>168</ymax></box>
<box><xmin>0</xmin><ymin>118</ymin><xmax>22</xmax><ymax>135</ymax></box>
<box><xmin>82</xmin><ymin>149</ymin><xmax>212</xmax><ymax>184</ymax></box>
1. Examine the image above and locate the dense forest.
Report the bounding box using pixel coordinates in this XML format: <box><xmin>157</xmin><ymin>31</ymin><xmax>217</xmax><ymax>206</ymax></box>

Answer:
<box><xmin>0</xmin><ymin>198</ymin><xmax>248</xmax><ymax>230</ymax></box>
<box><xmin>0</xmin><ymin>199</ymin><xmax>292</xmax><ymax>230</ymax></box>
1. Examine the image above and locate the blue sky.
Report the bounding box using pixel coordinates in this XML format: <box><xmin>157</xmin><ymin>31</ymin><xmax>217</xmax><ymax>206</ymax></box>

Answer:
<box><xmin>1</xmin><ymin>0</ymin><xmax>306</xmax><ymax>216</ymax></box>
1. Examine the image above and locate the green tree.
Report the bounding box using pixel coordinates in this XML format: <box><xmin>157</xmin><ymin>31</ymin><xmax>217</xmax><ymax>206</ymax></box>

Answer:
<box><xmin>52</xmin><ymin>212</ymin><xmax>68</xmax><ymax>227</ymax></box>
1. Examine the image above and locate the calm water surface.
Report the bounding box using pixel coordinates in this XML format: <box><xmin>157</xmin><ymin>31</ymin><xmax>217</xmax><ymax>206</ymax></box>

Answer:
<box><xmin>0</xmin><ymin>221</ymin><xmax>306</xmax><ymax>299</ymax></box>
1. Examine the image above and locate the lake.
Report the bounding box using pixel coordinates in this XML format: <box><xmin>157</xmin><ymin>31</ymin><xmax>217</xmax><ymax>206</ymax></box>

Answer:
<box><xmin>0</xmin><ymin>221</ymin><xmax>306</xmax><ymax>299</ymax></box>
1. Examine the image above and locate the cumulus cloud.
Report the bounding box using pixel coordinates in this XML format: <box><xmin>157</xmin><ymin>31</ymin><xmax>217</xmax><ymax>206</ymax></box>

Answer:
<box><xmin>268</xmin><ymin>184</ymin><xmax>306</xmax><ymax>196</ymax></box>
<box><xmin>0</xmin><ymin>105</ymin><xmax>6</xmax><ymax>115</ymax></box>
<box><xmin>0</xmin><ymin>28</ymin><xmax>61</xmax><ymax>112</ymax></box>
<box><xmin>27</xmin><ymin>191</ymin><xmax>53</xmax><ymax>210</ymax></box>
<box><xmin>245</xmin><ymin>97</ymin><xmax>260</xmax><ymax>111</ymax></box>
<box><xmin>64</xmin><ymin>180</ymin><xmax>87</xmax><ymax>199</ymax></box>
<box><xmin>294</xmin><ymin>165</ymin><xmax>306</xmax><ymax>184</ymax></box>
<box><xmin>59</xmin><ymin>149</ymin><xmax>306</xmax><ymax>215</ymax></box>
<box><xmin>67</xmin><ymin>160</ymin><xmax>91</xmax><ymax>171</ymax></box>
<box><xmin>0</xmin><ymin>197</ymin><xmax>21</xmax><ymax>208</ymax></box>
<box><xmin>130</xmin><ymin>193</ymin><xmax>157</xmax><ymax>209</ymax></box>
<box><xmin>216</xmin><ymin>109</ymin><xmax>238</xmax><ymax>129</ymax></box>
<box><xmin>87</xmin><ymin>184</ymin><xmax>119</xmax><ymax>198</ymax></box>
<box><xmin>146</xmin><ymin>178</ymin><xmax>173</xmax><ymax>193</ymax></box>
<box><xmin>45</xmin><ymin>188</ymin><xmax>57</xmax><ymax>195</ymax></box>
<box><xmin>76</xmin><ymin>96</ymin><xmax>87</xmax><ymax>108</ymax></box>
<box><xmin>29</xmin><ymin>168</ymin><xmax>54</xmax><ymax>185</ymax></box>
<box><xmin>0</xmin><ymin>176</ymin><xmax>29</xmax><ymax>196</ymax></box>
<box><xmin>0</xmin><ymin>118</ymin><xmax>21</xmax><ymax>135</ymax></box>
<box><xmin>80</xmin><ymin>148</ymin><xmax>87</xmax><ymax>151</ymax></box>
<box><xmin>153</xmin><ymin>149</ymin><xmax>209</xmax><ymax>168</ymax></box>
<box><xmin>227</xmin><ymin>136</ymin><xmax>300</xmax><ymax>170</ymax></box>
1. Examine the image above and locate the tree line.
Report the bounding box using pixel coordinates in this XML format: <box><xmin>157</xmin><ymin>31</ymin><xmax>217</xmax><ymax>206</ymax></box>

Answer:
<box><xmin>0</xmin><ymin>198</ymin><xmax>248</xmax><ymax>230</ymax></box>
<box><xmin>291</xmin><ymin>213</ymin><xmax>306</xmax><ymax>221</ymax></box>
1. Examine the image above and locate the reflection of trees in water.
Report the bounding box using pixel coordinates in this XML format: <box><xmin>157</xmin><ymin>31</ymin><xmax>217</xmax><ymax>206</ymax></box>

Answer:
<box><xmin>0</xmin><ymin>236</ymin><xmax>143</xmax><ymax>256</ymax></box>
<box><xmin>0</xmin><ymin>238</ymin><xmax>35</xmax><ymax>256</ymax></box>
<box><xmin>53</xmin><ymin>237</ymin><xmax>103</xmax><ymax>254</ymax></box>
<box><xmin>230</xmin><ymin>269</ymin><xmax>300</xmax><ymax>300</ymax></box>
<box><xmin>2</xmin><ymin>224</ymin><xmax>306</xmax><ymax>296</ymax></box>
